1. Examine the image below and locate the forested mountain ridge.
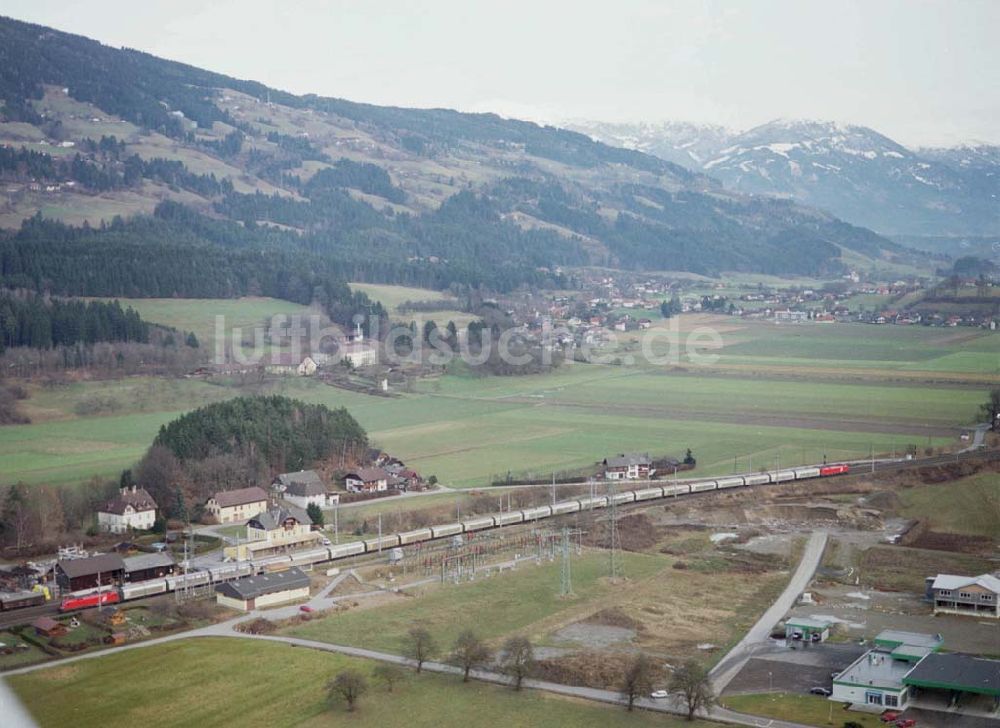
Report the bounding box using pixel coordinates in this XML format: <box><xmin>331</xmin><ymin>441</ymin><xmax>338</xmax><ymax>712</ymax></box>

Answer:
<box><xmin>0</xmin><ymin>15</ymin><xmax>908</xmax><ymax>286</ymax></box>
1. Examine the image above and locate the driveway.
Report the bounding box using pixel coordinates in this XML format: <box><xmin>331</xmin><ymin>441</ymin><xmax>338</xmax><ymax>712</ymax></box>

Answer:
<box><xmin>710</xmin><ymin>530</ymin><xmax>828</xmax><ymax>694</ymax></box>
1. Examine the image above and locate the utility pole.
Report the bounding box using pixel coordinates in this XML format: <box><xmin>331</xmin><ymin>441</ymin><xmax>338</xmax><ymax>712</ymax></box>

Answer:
<box><xmin>334</xmin><ymin>503</ymin><xmax>339</xmax><ymax>545</ymax></box>
<box><xmin>559</xmin><ymin>526</ymin><xmax>573</xmax><ymax>597</ymax></box>
<box><xmin>377</xmin><ymin>513</ymin><xmax>382</xmax><ymax>552</ymax></box>
<box><xmin>606</xmin><ymin>482</ymin><xmax>623</xmax><ymax>581</ymax></box>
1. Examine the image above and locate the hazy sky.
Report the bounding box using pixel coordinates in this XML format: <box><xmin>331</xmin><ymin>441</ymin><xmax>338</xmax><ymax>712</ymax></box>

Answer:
<box><xmin>4</xmin><ymin>0</ymin><xmax>997</xmax><ymax>146</ymax></box>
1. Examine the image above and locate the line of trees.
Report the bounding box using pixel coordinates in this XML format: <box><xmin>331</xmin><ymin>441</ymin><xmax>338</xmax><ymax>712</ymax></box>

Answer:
<box><xmin>0</xmin><ymin>295</ymin><xmax>150</xmax><ymax>352</ymax></box>
<box><xmin>329</xmin><ymin>625</ymin><xmax>714</xmax><ymax>720</ymax></box>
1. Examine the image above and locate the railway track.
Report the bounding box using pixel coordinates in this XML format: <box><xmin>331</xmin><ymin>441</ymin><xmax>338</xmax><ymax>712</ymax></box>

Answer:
<box><xmin>3</xmin><ymin>448</ymin><xmax>994</xmax><ymax>628</ymax></box>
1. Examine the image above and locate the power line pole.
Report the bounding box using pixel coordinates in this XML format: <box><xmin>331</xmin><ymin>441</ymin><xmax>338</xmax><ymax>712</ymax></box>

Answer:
<box><xmin>606</xmin><ymin>481</ymin><xmax>623</xmax><ymax>581</ymax></box>
<box><xmin>559</xmin><ymin>526</ymin><xmax>573</xmax><ymax>597</ymax></box>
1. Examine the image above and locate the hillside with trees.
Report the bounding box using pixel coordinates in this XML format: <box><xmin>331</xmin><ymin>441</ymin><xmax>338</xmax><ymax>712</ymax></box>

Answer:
<box><xmin>0</xmin><ymin>15</ymin><xmax>913</xmax><ymax>290</ymax></box>
<box><xmin>138</xmin><ymin>396</ymin><xmax>368</xmax><ymax>518</ymax></box>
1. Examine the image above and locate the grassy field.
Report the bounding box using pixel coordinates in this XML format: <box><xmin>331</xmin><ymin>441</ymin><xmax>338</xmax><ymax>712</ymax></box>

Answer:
<box><xmin>9</xmin><ymin>637</ymin><xmax>714</xmax><ymax>728</ymax></box>
<box><xmin>859</xmin><ymin>545</ymin><xmax>994</xmax><ymax>592</ymax></box>
<box><xmin>723</xmin><ymin>693</ymin><xmax>884</xmax><ymax>728</ymax></box>
<box><xmin>0</xmin><ymin>296</ymin><xmax>993</xmax><ymax>487</ymax></box>
<box><xmin>895</xmin><ymin>472</ymin><xmax>1000</xmax><ymax>537</ymax></box>
<box><xmin>288</xmin><ymin>552</ymin><xmax>663</xmax><ymax>652</ymax></box>
<box><xmin>286</xmin><ymin>545</ymin><xmax>789</xmax><ymax>666</ymax></box>
<box><xmin>0</xmin><ymin>359</ymin><xmax>975</xmax><ymax>487</ymax></box>
<box><xmin>94</xmin><ymin>296</ymin><xmax>316</xmax><ymax>350</ymax></box>
<box><xmin>350</xmin><ymin>282</ymin><xmax>476</xmax><ymax>326</ymax></box>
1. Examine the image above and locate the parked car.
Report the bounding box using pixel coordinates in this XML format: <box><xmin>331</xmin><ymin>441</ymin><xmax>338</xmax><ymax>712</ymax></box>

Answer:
<box><xmin>894</xmin><ymin>720</ymin><xmax>916</xmax><ymax>728</ymax></box>
<box><xmin>650</xmin><ymin>690</ymin><xmax>669</xmax><ymax>699</ymax></box>
<box><xmin>811</xmin><ymin>632</ymin><xmax>821</xmax><ymax>642</ymax></box>
<box><xmin>880</xmin><ymin>711</ymin><xmax>901</xmax><ymax>722</ymax></box>
<box><xmin>321</xmin><ymin>538</ymin><xmax>332</xmax><ymax>546</ymax></box>
<box><xmin>791</xmin><ymin>631</ymin><xmax>804</xmax><ymax>640</ymax></box>
<box><xmin>299</xmin><ymin>605</ymin><xmax>314</xmax><ymax>613</ymax></box>
<box><xmin>809</xmin><ymin>687</ymin><xmax>832</xmax><ymax>696</ymax></box>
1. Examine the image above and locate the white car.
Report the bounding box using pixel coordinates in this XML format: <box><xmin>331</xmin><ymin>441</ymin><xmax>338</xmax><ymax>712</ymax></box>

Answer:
<box><xmin>650</xmin><ymin>690</ymin><xmax>669</xmax><ymax>699</ymax></box>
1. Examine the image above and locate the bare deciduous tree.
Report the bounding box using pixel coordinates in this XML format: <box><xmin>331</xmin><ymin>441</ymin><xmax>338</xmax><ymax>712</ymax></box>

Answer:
<box><xmin>327</xmin><ymin>669</ymin><xmax>368</xmax><ymax>712</ymax></box>
<box><xmin>373</xmin><ymin>663</ymin><xmax>405</xmax><ymax>692</ymax></box>
<box><xmin>404</xmin><ymin>626</ymin><xmax>436</xmax><ymax>673</ymax></box>
<box><xmin>620</xmin><ymin>653</ymin><xmax>654</xmax><ymax>711</ymax></box>
<box><xmin>451</xmin><ymin>629</ymin><xmax>491</xmax><ymax>682</ymax></box>
<box><xmin>499</xmin><ymin>635</ymin><xmax>534</xmax><ymax>690</ymax></box>
<box><xmin>669</xmin><ymin>659</ymin><xmax>716</xmax><ymax>721</ymax></box>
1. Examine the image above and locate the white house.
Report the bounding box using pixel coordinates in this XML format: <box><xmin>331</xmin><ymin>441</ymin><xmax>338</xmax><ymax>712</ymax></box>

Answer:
<box><xmin>97</xmin><ymin>486</ymin><xmax>157</xmax><ymax>534</ymax></box>
<box><xmin>603</xmin><ymin>453</ymin><xmax>653</xmax><ymax>480</ymax></box>
<box><xmin>205</xmin><ymin>486</ymin><xmax>269</xmax><ymax>524</ymax></box>
<box><xmin>274</xmin><ymin>470</ymin><xmax>337</xmax><ymax>509</ymax></box>
<box><xmin>344</xmin><ymin>467</ymin><xmax>390</xmax><ymax>493</ymax></box>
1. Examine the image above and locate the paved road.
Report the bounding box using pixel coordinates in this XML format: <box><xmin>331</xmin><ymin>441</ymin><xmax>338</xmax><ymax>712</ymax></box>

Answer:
<box><xmin>710</xmin><ymin>530</ymin><xmax>828</xmax><ymax>694</ymax></box>
<box><xmin>958</xmin><ymin>423</ymin><xmax>991</xmax><ymax>453</ymax></box>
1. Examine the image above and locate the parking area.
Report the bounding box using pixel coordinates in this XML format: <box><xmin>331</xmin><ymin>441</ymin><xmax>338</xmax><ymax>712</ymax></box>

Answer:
<box><xmin>785</xmin><ymin>587</ymin><xmax>999</xmax><ymax>654</ymax></box>
<box><xmin>902</xmin><ymin>706</ymin><xmax>1000</xmax><ymax>728</ymax></box>
<box><xmin>724</xmin><ymin>642</ymin><xmax>867</xmax><ymax>696</ymax></box>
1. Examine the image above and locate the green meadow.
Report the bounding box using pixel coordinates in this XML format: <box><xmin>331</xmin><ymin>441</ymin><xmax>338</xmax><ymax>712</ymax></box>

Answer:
<box><xmin>0</xmin><ymin>296</ymin><xmax>994</xmax><ymax>488</ymax></box>
<box><xmin>9</xmin><ymin>637</ymin><xmax>714</xmax><ymax>728</ymax></box>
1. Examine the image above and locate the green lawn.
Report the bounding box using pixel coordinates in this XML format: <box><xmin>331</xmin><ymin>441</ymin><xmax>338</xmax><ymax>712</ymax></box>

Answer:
<box><xmin>9</xmin><ymin>637</ymin><xmax>715</xmax><ymax>728</ymax></box>
<box><xmin>286</xmin><ymin>551</ymin><xmax>664</xmax><ymax>652</ymax></box>
<box><xmin>896</xmin><ymin>472</ymin><xmax>1000</xmax><ymax>536</ymax></box>
<box><xmin>723</xmin><ymin>692</ymin><xmax>885</xmax><ymax>727</ymax></box>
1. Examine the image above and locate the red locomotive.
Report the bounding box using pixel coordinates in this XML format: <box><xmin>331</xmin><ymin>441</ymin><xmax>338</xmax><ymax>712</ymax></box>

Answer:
<box><xmin>59</xmin><ymin>590</ymin><xmax>120</xmax><ymax>612</ymax></box>
<box><xmin>819</xmin><ymin>464</ymin><xmax>850</xmax><ymax>476</ymax></box>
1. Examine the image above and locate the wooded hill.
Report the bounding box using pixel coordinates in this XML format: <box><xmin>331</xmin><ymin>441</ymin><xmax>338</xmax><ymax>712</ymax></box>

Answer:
<box><xmin>0</xmin><ymin>14</ymin><xmax>912</xmax><ymax>296</ymax></box>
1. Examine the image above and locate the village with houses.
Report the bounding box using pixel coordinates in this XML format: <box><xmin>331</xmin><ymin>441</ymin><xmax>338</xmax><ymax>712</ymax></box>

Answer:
<box><xmin>2</xmin><ymin>440</ymin><xmax>999</xmax><ymax>727</ymax></box>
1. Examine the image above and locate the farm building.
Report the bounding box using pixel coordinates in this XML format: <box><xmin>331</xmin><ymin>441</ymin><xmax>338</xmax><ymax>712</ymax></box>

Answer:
<box><xmin>274</xmin><ymin>470</ymin><xmax>337</xmax><ymax>509</ymax></box>
<box><xmin>264</xmin><ymin>354</ymin><xmax>318</xmax><ymax>376</ymax></box>
<box><xmin>215</xmin><ymin>567</ymin><xmax>311</xmax><ymax>611</ymax></box>
<box><xmin>927</xmin><ymin>573</ymin><xmax>999</xmax><ymax>619</ymax></box>
<box><xmin>97</xmin><ymin>486</ymin><xmax>157</xmax><ymax>534</ymax></box>
<box><xmin>122</xmin><ymin>552</ymin><xmax>176</xmax><ymax>582</ymax></box>
<box><xmin>54</xmin><ymin>553</ymin><xmax>125</xmax><ymax>592</ymax></box>
<box><xmin>344</xmin><ymin>467</ymin><xmax>390</xmax><ymax>493</ymax></box>
<box><xmin>205</xmin><ymin>486</ymin><xmax>269</xmax><ymax>524</ymax></box>
<box><xmin>32</xmin><ymin>616</ymin><xmax>67</xmax><ymax>638</ymax></box>
<box><xmin>603</xmin><ymin>453</ymin><xmax>653</xmax><ymax>480</ymax></box>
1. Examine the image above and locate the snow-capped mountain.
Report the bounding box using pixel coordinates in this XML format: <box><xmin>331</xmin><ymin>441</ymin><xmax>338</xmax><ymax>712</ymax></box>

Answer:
<box><xmin>567</xmin><ymin>119</ymin><xmax>999</xmax><ymax>238</ymax></box>
<box><xmin>563</xmin><ymin>120</ymin><xmax>731</xmax><ymax>169</ymax></box>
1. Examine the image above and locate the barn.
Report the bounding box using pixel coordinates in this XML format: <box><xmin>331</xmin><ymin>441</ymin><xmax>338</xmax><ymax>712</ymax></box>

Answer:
<box><xmin>215</xmin><ymin>567</ymin><xmax>311</xmax><ymax>611</ymax></box>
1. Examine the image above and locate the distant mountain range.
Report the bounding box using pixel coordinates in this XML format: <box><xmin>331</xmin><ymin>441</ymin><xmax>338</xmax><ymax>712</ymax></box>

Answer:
<box><xmin>566</xmin><ymin>119</ymin><xmax>999</xmax><ymax>240</ymax></box>
<box><xmin>0</xmin><ymin>16</ymin><xmax>919</xmax><ymax>292</ymax></box>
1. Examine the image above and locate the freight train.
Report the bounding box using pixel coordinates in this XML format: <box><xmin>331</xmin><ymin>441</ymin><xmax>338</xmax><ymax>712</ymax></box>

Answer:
<box><xmin>41</xmin><ymin>462</ymin><xmax>850</xmax><ymax>612</ymax></box>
